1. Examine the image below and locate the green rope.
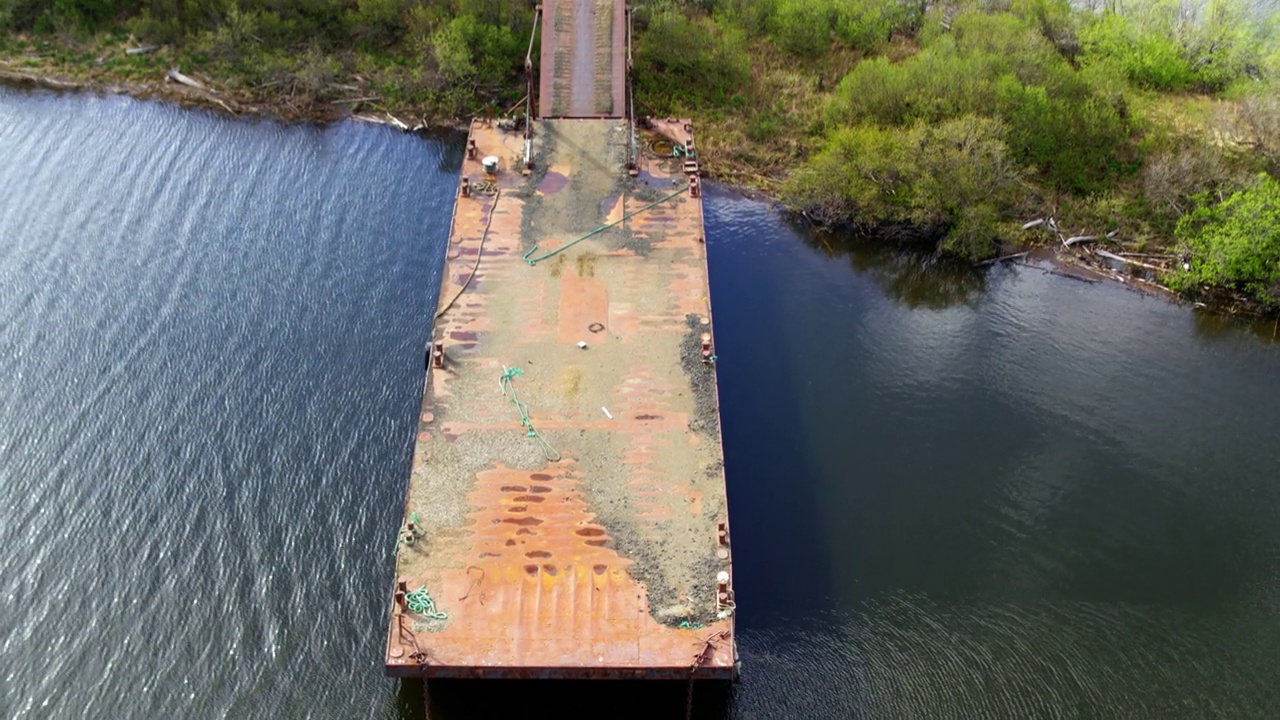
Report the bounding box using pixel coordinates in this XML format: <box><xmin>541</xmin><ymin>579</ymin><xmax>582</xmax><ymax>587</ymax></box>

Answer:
<box><xmin>523</xmin><ymin>186</ymin><xmax>689</xmax><ymax>266</ymax></box>
<box><xmin>404</xmin><ymin>586</ymin><xmax>448</xmax><ymax>620</ymax></box>
<box><xmin>672</xmin><ymin>142</ymin><xmax>696</xmax><ymax>159</ymax></box>
<box><xmin>499</xmin><ymin>366</ymin><xmax>561</xmax><ymax>461</ymax></box>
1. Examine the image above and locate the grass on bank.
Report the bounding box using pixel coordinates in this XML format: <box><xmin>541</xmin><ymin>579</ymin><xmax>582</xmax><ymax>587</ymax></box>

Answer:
<box><xmin>631</xmin><ymin>0</ymin><xmax>1279</xmax><ymax>309</ymax></box>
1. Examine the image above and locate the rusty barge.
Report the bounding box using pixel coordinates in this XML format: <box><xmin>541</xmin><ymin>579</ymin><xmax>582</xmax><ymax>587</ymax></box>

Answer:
<box><xmin>385</xmin><ymin>0</ymin><xmax>735</xmax><ymax>681</ymax></box>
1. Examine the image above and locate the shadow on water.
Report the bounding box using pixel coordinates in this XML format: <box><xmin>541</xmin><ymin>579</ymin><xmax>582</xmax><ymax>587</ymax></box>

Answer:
<box><xmin>796</xmin><ymin>219</ymin><xmax>987</xmax><ymax>310</ymax></box>
<box><xmin>393</xmin><ymin>678</ymin><xmax>732</xmax><ymax>719</ymax></box>
<box><xmin>703</xmin><ymin>188</ymin><xmax>840</xmax><ymax>630</ymax></box>
<box><xmin>1192</xmin><ymin>306</ymin><xmax>1280</xmax><ymax>344</ymax></box>
<box><xmin>427</xmin><ymin>128</ymin><xmax>467</xmax><ymax>174</ymax></box>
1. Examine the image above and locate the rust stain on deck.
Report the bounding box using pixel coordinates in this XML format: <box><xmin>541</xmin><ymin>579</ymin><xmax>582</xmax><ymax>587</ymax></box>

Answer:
<box><xmin>386</xmin><ymin>117</ymin><xmax>734</xmax><ymax>679</ymax></box>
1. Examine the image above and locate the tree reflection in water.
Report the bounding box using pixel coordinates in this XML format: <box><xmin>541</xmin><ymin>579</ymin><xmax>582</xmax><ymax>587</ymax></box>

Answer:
<box><xmin>799</xmin><ymin>222</ymin><xmax>988</xmax><ymax>310</ymax></box>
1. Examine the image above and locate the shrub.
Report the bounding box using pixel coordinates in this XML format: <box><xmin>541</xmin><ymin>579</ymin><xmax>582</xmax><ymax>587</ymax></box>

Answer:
<box><xmin>1078</xmin><ymin>0</ymin><xmax>1266</xmax><ymax>92</ymax></box>
<box><xmin>1079</xmin><ymin>11</ymin><xmax>1194</xmax><ymax>90</ymax></box>
<box><xmin>826</xmin><ymin>10</ymin><xmax>1131</xmax><ymax>192</ymax></box>
<box><xmin>348</xmin><ymin>0</ymin><xmax>411</xmax><ymax>48</ymax></box>
<box><xmin>995</xmin><ymin>75</ymin><xmax>1129</xmax><ymax>192</ymax></box>
<box><xmin>1170</xmin><ymin>174</ymin><xmax>1280</xmax><ymax>305</ymax></box>
<box><xmin>1141</xmin><ymin>141</ymin><xmax>1251</xmax><ymax>220</ymax></box>
<box><xmin>1011</xmin><ymin>0</ymin><xmax>1078</xmax><ymax>61</ymax></box>
<box><xmin>633</xmin><ymin>6</ymin><xmax>750</xmax><ymax>112</ymax></box>
<box><xmin>1229</xmin><ymin>92</ymin><xmax>1280</xmax><ymax>176</ymax></box>
<box><xmin>765</xmin><ymin>0</ymin><xmax>909</xmax><ymax>57</ymax></box>
<box><xmin>769</xmin><ymin>0</ymin><xmax>831</xmax><ymax>57</ymax></box>
<box><xmin>431</xmin><ymin>13</ymin><xmax>521</xmax><ymax>87</ymax></box>
<box><xmin>783</xmin><ymin>115</ymin><xmax>1022</xmax><ymax>260</ymax></box>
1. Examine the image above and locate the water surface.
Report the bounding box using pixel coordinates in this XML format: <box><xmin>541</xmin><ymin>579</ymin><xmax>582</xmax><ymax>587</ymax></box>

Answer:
<box><xmin>3</xmin><ymin>89</ymin><xmax>1279</xmax><ymax>718</ymax></box>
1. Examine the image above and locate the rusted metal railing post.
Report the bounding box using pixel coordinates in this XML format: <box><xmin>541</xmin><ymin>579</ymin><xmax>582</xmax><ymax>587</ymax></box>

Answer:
<box><xmin>625</xmin><ymin>5</ymin><xmax>638</xmax><ymax>176</ymax></box>
<box><xmin>524</xmin><ymin>6</ymin><xmax>542</xmax><ymax>170</ymax></box>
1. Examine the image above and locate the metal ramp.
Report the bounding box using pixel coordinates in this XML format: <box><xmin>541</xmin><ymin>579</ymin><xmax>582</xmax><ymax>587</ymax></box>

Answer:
<box><xmin>538</xmin><ymin>0</ymin><xmax>627</xmax><ymax>118</ymax></box>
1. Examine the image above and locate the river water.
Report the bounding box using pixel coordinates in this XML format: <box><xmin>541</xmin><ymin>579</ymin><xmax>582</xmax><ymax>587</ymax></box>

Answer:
<box><xmin>3</xmin><ymin>89</ymin><xmax>1278</xmax><ymax>719</ymax></box>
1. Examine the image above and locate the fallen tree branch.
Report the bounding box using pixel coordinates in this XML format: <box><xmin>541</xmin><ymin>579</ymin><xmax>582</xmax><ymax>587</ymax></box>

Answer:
<box><xmin>1095</xmin><ymin>248</ymin><xmax>1167</xmax><ymax>273</ymax></box>
<box><xmin>1048</xmin><ymin>268</ymin><xmax>1100</xmax><ymax>284</ymax></box>
<box><xmin>166</xmin><ymin>68</ymin><xmax>206</xmax><ymax>91</ymax></box>
<box><xmin>126</xmin><ymin>45</ymin><xmax>162</xmax><ymax>56</ymax></box>
<box><xmin>976</xmin><ymin>251</ymin><xmax>1029</xmax><ymax>267</ymax></box>
<box><xmin>1063</xmin><ymin>235</ymin><xmax>1099</xmax><ymax>247</ymax></box>
<box><xmin>331</xmin><ymin>95</ymin><xmax>382</xmax><ymax>105</ymax></box>
<box><xmin>1012</xmin><ymin>260</ymin><xmax>1100</xmax><ymax>283</ymax></box>
<box><xmin>0</xmin><ymin>70</ymin><xmax>82</xmax><ymax>89</ymax></box>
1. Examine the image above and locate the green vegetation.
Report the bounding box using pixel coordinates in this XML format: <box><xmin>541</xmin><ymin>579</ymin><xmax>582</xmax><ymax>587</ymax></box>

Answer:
<box><xmin>786</xmin><ymin>115</ymin><xmax>1022</xmax><ymax>258</ymax></box>
<box><xmin>632</xmin><ymin>0</ymin><xmax>1279</xmax><ymax>310</ymax></box>
<box><xmin>0</xmin><ymin>0</ymin><xmax>536</xmax><ymax>116</ymax></box>
<box><xmin>1170</xmin><ymin>174</ymin><xmax>1280</xmax><ymax>305</ymax></box>
<box><xmin>2</xmin><ymin>0</ymin><xmax>1279</xmax><ymax>309</ymax></box>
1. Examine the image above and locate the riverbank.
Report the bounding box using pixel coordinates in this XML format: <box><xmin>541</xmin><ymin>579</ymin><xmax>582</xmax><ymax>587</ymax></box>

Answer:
<box><xmin>627</xmin><ymin>3</ymin><xmax>1279</xmax><ymax>313</ymax></box>
<box><xmin>2</xmin><ymin>58</ymin><xmax>1269</xmax><ymax>321</ymax></box>
<box><xmin>0</xmin><ymin>37</ymin><xmax>463</xmax><ymax>127</ymax></box>
<box><xmin>5</xmin><ymin>3</ymin><xmax>1276</xmax><ymax>317</ymax></box>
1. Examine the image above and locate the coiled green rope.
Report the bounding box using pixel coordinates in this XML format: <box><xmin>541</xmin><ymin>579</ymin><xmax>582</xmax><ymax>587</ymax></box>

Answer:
<box><xmin>404</xmin><ymin>586</ymin><xmax>448</xmax><ymax>620</ymax></box>
<box><xmin>499</xmin><ymin>366</ymin><xmax>561</xmax><ymax>461</ymax></box>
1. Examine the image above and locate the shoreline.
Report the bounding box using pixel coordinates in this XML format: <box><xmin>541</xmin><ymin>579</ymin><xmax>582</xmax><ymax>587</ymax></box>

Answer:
<box><xmin>0</xmin><ymin>63</ymin><xmax>469</xmax><ymax>130</ymax></box>
<box><xmin>2</xmin><ymin>66</ymin><xmax>1271</xmax><ymax>322</ymax></box>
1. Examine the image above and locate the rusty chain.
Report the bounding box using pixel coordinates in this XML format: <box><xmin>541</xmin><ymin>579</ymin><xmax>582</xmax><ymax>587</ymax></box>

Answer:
<box><xmin>422</xmin><ymin>675</ymin><xmax>430</xmax><ymax>720</ymax></box>
<box><xmin>686</xmin><ymin>629</ymin><xmax>729</xmax><ymax>720</ymax></box>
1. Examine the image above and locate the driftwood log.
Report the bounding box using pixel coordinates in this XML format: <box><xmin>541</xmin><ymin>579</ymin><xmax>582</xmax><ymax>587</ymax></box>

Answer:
<box><xmin>976</xmin><ymin>251</ymin><xmax>1030</xmax><ymax>267</ymax></box>
<box><xmin>1095</xmin><ymin>248</ymin><xmax>1168</xmax><ymax>272</ymax></box>
<box><xmin>1011</xmin><ymin>260</ymin><xmax>1101</xmax><ymax>283</ymax></box>
<box><xmin>0</xmin><ymin>70</ymin><xmax>81</xmax><ymax>89</ymax></box>
<box><xmin>166</xmin><ymin>68</ymin><xmax>206</xmax><ymax>90</ymax></box>
<box><xmin>1063</xmin><ymin>235</ymin><xmax>1099</xmax><ymax>247</ymax></box>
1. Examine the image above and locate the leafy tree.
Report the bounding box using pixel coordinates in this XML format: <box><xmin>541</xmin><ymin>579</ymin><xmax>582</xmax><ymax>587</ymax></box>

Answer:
<box><xmin>633</xmin><ymin>5</ymin><xmax>750</xmax><ymax>111</ymax></box>
<box><xmin>431</xmin><ymin>14</ymin><xmax>521</xmax><ymax>87</ymax></box>
<box><xmin>1171</xmin><ymin>174</ymin><xmax>1280</xmax><ymax>305</ymax></box>
<box><xmin>784</xmin><ymin>115</ymin><xmax>1023</xmax><ymax>260</ymax></box>
<box><xmin>826</xmin><ymin>10</ymin><xmax>1130</xmax><ymax>192</ymax></box>
<box><xmin>1078</xmin><ymin>0</ymin><xmax>1266</xmax><ymax>91</ymax></box>
<box><xmin>1079</xmin><ymin>7</ymin><xmax>1194</xmax><ymax>89</ymax></box>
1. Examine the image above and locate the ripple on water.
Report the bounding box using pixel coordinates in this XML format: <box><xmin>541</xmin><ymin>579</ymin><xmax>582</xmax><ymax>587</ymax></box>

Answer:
<box><xmin>729</xmin><ymin>592</ymin><xmax>1278</xmax><ymax>719</ymax></box>
<box><xmin>0</xmin><ymin>89</ymin><xmax>454</xmax><ymax>718</ymax></box>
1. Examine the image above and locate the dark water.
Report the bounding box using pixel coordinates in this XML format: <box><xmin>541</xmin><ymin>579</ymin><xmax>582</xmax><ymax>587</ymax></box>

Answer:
<box><xmin>4</xmin><ymin>90</ymin><xmax>1280</xmax><ymax>719</ymax></box>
